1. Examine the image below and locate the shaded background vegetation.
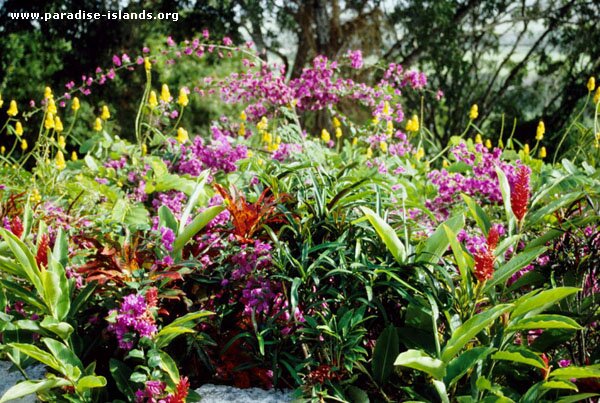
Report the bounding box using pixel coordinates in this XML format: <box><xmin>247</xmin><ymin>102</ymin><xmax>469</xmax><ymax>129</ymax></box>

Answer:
<box><xmin>0</xmin><ymin>0</ymin><xmax>598</xmax><ymax>153</ymax></box>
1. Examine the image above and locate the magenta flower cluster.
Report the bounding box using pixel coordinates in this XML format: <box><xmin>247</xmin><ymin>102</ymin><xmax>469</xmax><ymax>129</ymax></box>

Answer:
<box><xmin>107</xmin><ymin>294</ymin><xmax>157</xmax><ymax>350</ymax></box>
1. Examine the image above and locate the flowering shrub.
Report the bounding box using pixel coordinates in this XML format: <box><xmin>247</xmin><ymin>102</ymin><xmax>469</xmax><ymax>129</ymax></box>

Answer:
<box><xmin>0</xmin><ymin>33</ymin><xmax>599</xmax><ymax>403</ymax></box>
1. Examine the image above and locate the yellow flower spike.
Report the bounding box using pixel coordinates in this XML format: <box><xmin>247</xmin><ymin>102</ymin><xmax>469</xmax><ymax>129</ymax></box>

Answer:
<box><xmin>594</xmin><ymin>88</ymin><xmax>600</xmax><ymax>104</ymax></box>
<box><xmin>71</xmin><ymin>151</ymin><xmax>78</xmax><ymax>161</ymax></box>
<box><xmin>406</xmin><ymin>115</ymin><xmax>419</xmax><ymax>132</ymax></box>
<box><xmin>262</xmin><ymin>131</ymin><xmax>272</xmax><ymax>143</ymax></box>
<box><xmin>372</xmin><ymin>116</ymin><xmax>380</xmax><ymax>125</ymax></box>
<box><xmin>55</xmin><ymin>151</ymin><xmax>66</xmax><ymax>170</ymax></box>
<box><xmin>144</xmin><ymin>57</ymin><xmax>152</xmax><ymax>72</ymax></box>
<box><xmin>383</xmin><ymin>101</ymin><xmax>391</xmax><ymax>116</ymax></box>
<box><xmin>141</xmin><ymin>143</ymin><xmax>147</xmax><ymax>156</ymax></box>
<box><xmin>539</xmin><ymin>146</ymin><xmax>547</xmax><ymax>159</ymax></box>
<box><xmin>177</xmin><ymin>88</ymin><xmax>189</xmax><ymax>107</ymax></box>
<box><xmin>469</xmin><ymin>104</ymin><xmax>479</xmax><ymax>120</ymax></box>
<box><xmin>257</xmin><ymin>116</ymin><xmax>268</xmax><ymax>131</ymax></box>
<box><xmin>72</xmin><ymin>97</ymin><xmax>80</xmax><ymax>112</ymax></box>
<box><xmin>523</xmin><ymin>143</ymin><xmax>530</xmax><ymax>155</ymax></box>
<box><xmin>238</xmin><ymin>122</ymin><xmax>246</xmax><ymax>137</ymax></box>
<box><xmin>240</xmin><ymin>111</ymin><xmax>247</xmax><ymax>121</ymax></box>
<box><xmin>58</xmin><ymin>135</ymin><xmax>66</xmax><ymax>149</ymax></box>
<box><xmin>15</xmin><ymin>121</ymin><xmax>23</xmax><ymax>136</ymax></box>
<box><xmin>587</xmin><ymin>77</ymin><xmax>596</xmax><ymax>92</ymax></box>
<box><xmin>47</xmin><ymin>98</ymin><xmax>57</xmax><ymax>115</ymax></box>
<box><xmin>485</xmin><ymin>139</ymin><xmax>492</xmax><ymax>149</ymax></box>
<box><xmin>31</xmin><ymin>189</ymin><xmax>41</xmax><ymax>203</ymax></box>
<box><xmin>54</xmin><ymin>116</ymin><xmax>64</xmax><ymax>133</ymax></box>
<box><xmin>386</xmin><ymin>120</ymin><xmax>394</xmax><ymax>136</ymax></box>
<box><xmin>321</xmin><ymin>129</ymin><xmax>331</xmax><ymax>143</ymax></box>
<box><xmin>415</xmin><ymin>147</ymin><xmax>425</xmax><ymax>161</ymax></box>
<box><xmin>333</xmin><ymin>117</ymin><xmax>341</xmax><ymax>128</ymax></box>
<box><xmin>93</xmin><ymin>117</ymin><xmax>103</xmax><ymax>132</ymax></box>
<box><xmin>160</xmin><ymin>84</ymin><xmax>171</xmax><ymax>103</ymax></box>
<box><xmin>100</xmin><ymin>105</ymin><xmax>110</xmax><ymax>121</ymax></box>
<box><xmin>536</xmin><ymin>120</ymin><xmax>545</xmax><ymax>141</ymax></box>
<box><xmin>44</xmin><ymin>113</ymin><xmax>55</xmax><ymax>130</ymax></box>
<box><xmin>352</xmin><ymin>137</ymin><xmax>358</xmax><ymax>146</ymax></box>
<box><xmin>176</xmin><ymin>127</ymin><xmax>189</xmax><ymax>143</ymax></box>
<box><xmin>335</xmin><ymin>127</ymin><xmax>342</xmax><ymax>139</ymax></box>
<box><xmin>44</xmin><ymin>87</ymin><xmax>53</xmax><ymax>100</ymax></box>
<box><xmin>442</xmin><ymin>159</ymin><xmax>449</xmax><ymax>168</ymax></box>
<box><xmin>1</xmin><ymin>146</ymin><xmax>5</xmax><ymax>154</ymax></box>
<box><xmin>7</xmin><ymin>100</ymin><xmax>18</xmax><ymax>117</ymax></box>
<box><xmin>366</xmin><ymin>147</ymin><xmax>373</xmax><ymax>158</ymax></box>
<box><xmin>148</xmin><ymin>91</ymin><xmax>158</xmax><ymax>108</ymax></box>
<box><xmin>276</xmin><ymin>135</ymin><xmax>281</xmax><ymax>144</ymax></box>
<box><xmin>0</xmin><ymin>93</ymin><xmax>3</xmax><ymax>108</ymax></box>
<box><xmin>247</xmin><ymin>150</ymin><xmax>253</xmax><ymax>158</ymax></box>
<box><xmin>21</xmin><ymin>139</ymin><xmax>28</xmax><ymax>151</ymax></box>
<box><xmin>380</xmin><ymin>141</ymin><xmax>388</xmax><ymax>153</ymax></box>
<box><xmin>475</xmin><ymin>134</ymin><xmax>483</xmax><ymax>144</ymax></box>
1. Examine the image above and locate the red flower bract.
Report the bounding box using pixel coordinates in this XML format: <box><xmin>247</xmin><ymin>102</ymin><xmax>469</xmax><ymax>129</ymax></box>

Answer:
<box><xmin>474</xmin><ymin>250</ymin><xmax>495</xmax><ymax>282</ymax></box>
<box><xmin>165</xmin><ymin>377</ymin><xmax>189</xmax><ymax>403</ymax></box>
<box><xmin>35</xmin><ymin>234</ymin><xmax>49</xmax><ymax>269</ymax></box>
<box><xmin>511</xmin><ymin>165</ymin><xmax>530</xmax><ymax>222</ymax></box>
<box><xmin>487</xmin><ymin>226</ymin><xmax>500</xmax><ymax>250</ymax></box>
<box><xmin>10</xmin><ymin>216</ymin><xmax>23</xmax><ymax>238</ymax></box>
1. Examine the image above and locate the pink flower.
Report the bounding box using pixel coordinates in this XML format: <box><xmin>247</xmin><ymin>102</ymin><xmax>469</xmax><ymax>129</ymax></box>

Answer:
<box><xmin>223</xmin><ymin>36</ymin><xmax>233</xmax><ymax>46</ymax></box>
<box><xmin>112</xmin><ymin>55</ymin><xmax>121</xmax><ymax>67</ymax></box>
<box><xmin>347</xmin><ymin>50</ymin><xmax>363</xmax><ymax>69</ymax></box>
<box><xmin>202</xmin><ymin>29</ymin><xmax>210</xmax><ymax>39</ymax></box>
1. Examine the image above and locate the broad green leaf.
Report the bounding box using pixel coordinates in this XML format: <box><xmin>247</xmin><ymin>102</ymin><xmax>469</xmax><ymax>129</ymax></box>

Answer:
<box><xmin>433</xmin><ymin>379</ymin><xmax>450</xmax><ymax>403</ymax></box>
<box><xmin>483</xmin><ymin>247</ymin><xmax>546</xmax><ymax>292</ymax></box>
<box><xmin>42</xmin><ymin>337</ymin><xmax>83</xmax><ymax>371</ymax></box>
<box><xmin>76</xmin><ymin>375</ymin><xmax>107</xmax><ymax>393</ymax></box>
<box><xmin>556</xmin><ymin>393</ymin><xmax>599</xmax><ymax>403</ymax></box>
<box><xmin>442</xmin><ymin>224</ymin><xmax>472</xmax><ymax>288</ymax></box>
<box><xmin>540</xmin><ymin>380</ymin><xmax>578</xmax><ymax>391</ymax></box>
<box><xmin>40</xmin><ymin>316</ymin><xmax>74</xmax><ymax>340</ymax></box>
<box><xmin>158</xmin><ymin>351</ymin><xmax>180</xmax><ymax>384</ymax></box>
<box><xmin>441</xmin><ymin>304</ymin><xmax>512</xmax><ymax>362</ymax></box>
<box><xmin>159</xmin><ymin>205</ymin><xmax>179</xmax><ymax>233</ymax></box>
<box><xmin>179</xmin><ymin>171</ymin><xmax>209</xmax><ymax>236</ymax></box>
<box><xmin>549</xmin><ymin>366</ymin><xmax>600</xmax><ymax>380</ymax></box>
<box><xmin>0</xmin><ymin>379</ymin><xmax>70</xmax><ymax>403</ymax></box>
<box><xmin>495</xmin><ymin>167</ymin><xmax>515</xmax><ymax>234</ymax></box>
<box><xmin>444</xmin><ymin>347</ymin><xmax>495</xmax><ymax>386</ymax></box>
<box><xmin>461</xmin><ymin>194</ymin><xmax>490</xmax><ymax>234</ymax></box>
<box><xmin>511</xmin><ymin>287</ymin><xmax>580</xmax><ymax>318</ymax></box>
<box><xmin>372</xmin><ymin>325</ymin><xmax>400</xmax><ymax>384</ymax></box>
<box><xmin>10</xmin><ymin>343</ymin><xmax>62</xmax><ymax>373</ymax></box>
<box><xmin>154</xmin><ymin>327</ymin><xmax>196</xmax><ymax>349</ymax></box>
<box><xmin>360</xmin><ymin>207</ymin><xmax>406</xmax><ymax>264</ymax></box>
<box><xmin>68</xmin><ymin>282</ymin><xmax>96</xmax><ymax>318</ymax></box>
<box><xmin>0</xmin><ymin>228</ymin><xmax>44</xmax><ymax>296</ymax></box>
<box><xmin>507</xmin><ymin>314</ymin><xmax>582</xmax><ymax>331</ymax></box>
<box><xmin>0</xmin><ymin>279</ymin><xmax>45</xmax><ymax>311</ymax></box>
<box><xmin>41</xmin><ymin>270</ymin><xmax>62</xmax><ymax>320</ymax></box>
<box><xmin>46</xmin><ymin>253</ymin><xmax>70</xmax><ymax>321</ymax></box>
<box><xmin>345</xmin><ymin>386</ymin><xmax>370</xmax><ymax>403</ymax></box>
<box><xmin>173</xmin><ymin>206</ymin><xmax>225</xmax><ymax>252</ymax></box>
<box><xmin>109</xmin><ymin>359</ymin><xmax>135</xmax><ymax>398</ymax></box>
<box><xmin>491</xmin><ymin>349</ymin><xmax>545</xmax><ymax>369</ymax></box>
<box><xmin>394</xmin><ymin>349</ymin><xmax>446</xmax><ymax>379</ymax></box>
<box><xmin>418</xmin><ymin>214</ymin><xmax>464</xmax><ymax>265</ymax></box>
<box><xmin>527</xmin><ymin>192</ymin><xmax>584</xmax><ymax>226</ymax></box>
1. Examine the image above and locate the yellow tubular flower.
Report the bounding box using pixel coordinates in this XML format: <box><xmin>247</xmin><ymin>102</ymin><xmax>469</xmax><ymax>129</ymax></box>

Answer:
<box><xmin>45</xmin><ymin>113</ymin><xmax>55</xmax><ymax>130</ymax></box>
<box><xmin>539</xmin><ymin>146</ymin><xmax>547</xmax><ymax>159</ymax></box>
<box><xmin>383</xmin><ymin>101</ymin><xmax>391</xmax><ymax>116</ymax></box>
<box><xmin>366</xmin><ymin>147</ymin><xmax>373</xmax><ymax>158</ymax></box>
<box><xmin>352</xmin><ymin>137</ymin><xmax>358</xmax><ymax>146</ymax></box>
<box><xmin>0</xmin><ymin>93</ymin><xmax>3</xmax><ymax>108</ymax></box>
<box><xmin>380</xmin><ymin>141</ymin><xmax>388</xmax><ymax>153</ymax></box>
<box><xmin>523</xmin><ymin>143</ymin><xmax>530</xmax><ymax>155</ymax></box>
<box><xmin>148</xmin><ymin>91</ymin><xmax>158</xmax><ymax>108</ymax></box>
<box><xmin>44</xmin><ymin>86</ymin><xmax>53</xmax><ymax>99</ymax></box>
<box><xmin>55</xmin><ymin>151</ymin><xmax>66</xmax><ymax>170</ymax></box>
<box><xmin>93</xmin><ymin>118</ymin><xmax>102</xmax><ymax>132</ymax></box>
<box><xmin>386</xmin><ymin>120</ymin><xmax>394</xmax><ymax>136</ymax></box>
<box><xmin>588</xmin><ymin>77</ymin><xmax>596</xmax><ymax>92</ymax></box>
<box><xmin>335</xmin><ymin>127</ymin><xmax>342</xmax><ymax>139</ymax></box>
<box><xmin>321</xmin><ymin>129</ymin><xmax>331</xmax><ymax>143</ymax></box>
<box><xmin>406</xmin><ymin>115</ymin><xmax>419</xmax><ymax>132</ymax></box>
<box><xmin>141</xmin><ymin>143</ymin><xmax>148</xmax><ymax>156</ymax></box>
<box><xmin>485</xmin><ymin>139</ymin><xmax>492</xmax><ymax>149</ymax></box>
<box><xmin>47</xmin><ymin>99</ymin><xmax>57</xmax><ymax>115</ymax></box>
<box><xmin>475</xmin><ymin>134</ymin><xmax>483</xmax><ymax>144</ymax></box>
<box><xmin>257</xmin><ymin>116</ymin><xmax>268</xmax><ymax>131</ymax></box>
<box><xmin>21</xmin><ymin>139</ymin><xmax>28</xmax><ymax>151</ymax></box>
<box><xmin>469</xmin><ymin>104</ymin><xmax>479</xmax><ymax>120</ymax></box>
<box><xmin>240</xmin><ymin>111</ymin><xmax>247</xmax><ymax>121</ymax></box>
<box><xmin>594</xmin><ymin>88</ymin><xmax>600</xmax><ymax>104</ymax></box>
<box><xmin>176</xmin><ymin>127</ymin><xmax>189</xmax><ymax>143</ymax></box>
<box><xmin>71</xmin><ymin>151</ymin><xmax>78</xmax><ymax>161</ymax></box>
<box><xmin>238</xmin><ymin>122</ymin><xmax>246</xmax><ymax>137</ymax></box>
<box><xmin>101</xmin><ymin>105</ymin><xmax>110</xmax><ymax>121</ymax></box>
<box><xmin>0</xmin><ymin>146</ymin><xmax>5</xmax><ymax>154</ymax></box>
<box><xmin>72</xmin><ymin>97</ymin><xmax>80</xmax><ymax>111</ymax></box>
<box><xmin>7</xmin><ymin>100</ymin><xmax>18</xmax><ymax>117</ymax></box>
<box><xmin>177</xmin><ymin>88</ymin><xmax>189</xmax><ymax>107</ymax></box>
<box><xmin>442</xmin><ymin>159</ymin><xmax>449</xmax><ymax>168</ymax></box>
<box><xmin>536</xmin><ymin>120</ymin><xmax>545</xmax><ymax>141</ymax></box>
<box><xmin>333</xmin><ymin>117</ymin><xmax>341</xmax><ymax>128</ymax></box>
<box><xmin>160</xmin><ymin>84</ymin><xmax>171</xmax><ymax>103</ymax></box>
<box><xmin>415</xmin><ymin>147</ymin><xmax>425</xmax><ymax>160</ymax></box>
<box><xmin>262</xmin><ymin>131</ymin><xmax>272</xmax><ymax>143</ymax></box>
<box><xmin>58</xmin><ymin>135</ymin><xmax>66</xmax><ymax>149</ymax></box>
<box><xmin>54</xmin><ymin>116</ymin><xmax>64</xmax><ymax>133</ymax></box>
<box><xmin>15</xmin><ymin>121</ymin><xmax>23</xmax><ymax>136</ymax></box>
<box><xmin>144</xmin><ymin>57</ymin><xmax>152</xmax><ymax>72</ymax></box>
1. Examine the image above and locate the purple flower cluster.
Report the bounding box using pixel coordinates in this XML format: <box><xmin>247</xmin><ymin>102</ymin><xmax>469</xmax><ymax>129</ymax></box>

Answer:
<box><xmin>104</xmin><ymin>157</ymin><xmax>127</xmax><ymax>170</ymax></box>
<box><xmin>107</xmin><ymin>294</ymin><xmax>157</xmax><ymax>350</ymax></box>
<box><xmin>229</xmin><ymin>240</ymin><xmax>272</xmax><ymax>280</ymax></box>
<box><xmin>160</xmin><ymin>226</ymin><xmax>175</xmax><ymax>252</ymax></box>
<box><xmin>152</xmin><ymin>191</ymin><xmax>187</xmax><ymax>217</ymax></box>
<box><xmin>347</xmin><ymin>50</ymin><xmax>363</xmax><ymax>69</ymax></box>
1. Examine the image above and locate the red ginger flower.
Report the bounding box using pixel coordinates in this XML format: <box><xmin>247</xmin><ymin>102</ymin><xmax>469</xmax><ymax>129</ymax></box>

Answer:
<box><xmin>474</xmin><ymin>249</ymin><xmax>495</xmax><ymax>282</ymax></box>
<box><xmin>35</xmin><ymin>234</ymin><xmax>49</xmax><ymax>268</ymax></box>
<box><xmin>10</xmin><ymin>216</ymin><xmax>23</xmax><ymax>238</ymax></box>
<box><xmin>487</xmin><ymin>226</ymin><xmax>500</xmax><ymax>250</ymax></box>
<box><xmin>511</xmin><ymin>165</ymin><xmax>531</xmax><ymax>222</ymax></box>
<box><xmin>165</xmin><ymin>377</ymin><xmax>189</xmax><ymax>403</ymax></box>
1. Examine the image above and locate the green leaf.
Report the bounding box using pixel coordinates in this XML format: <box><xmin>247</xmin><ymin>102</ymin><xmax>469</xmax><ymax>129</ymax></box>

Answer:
<box><xmin>9</xmin><ymin>343</ymin><xmax>62</xmax><ymax>373</ymax></box>
<box><xmin>483</xmin><ymin>247</ymin><xmax>546</xmax><ymax>292</ymax></box>
<box><xmin>0</xmin><ymin>228</ymin><xmax>44</xmax><ymax>297</ymax></box>
<box><xmin>442</xmin><ymin>224</ymin><xmax>472</xmax><ymax>293</ymax></box>
<box><xmin>444</xmin><ymin>347</ymin><xmax>495</xmax><ymax>386</ymax></box>
<box><xmin>0</xmin><ymin>379</ymin><xmax>70</xmax><ymax>403</ymax></box>
<box><xmin>173</xmin><ymin>206</ymin><xmax>224</xmax><ymax>253</ymax></box>
<box><xmin>40</xmin><ymin>316</ymin><xmax>74</xmax><ymax>340</ymax></box>
<box><xmin>42</xmin><ymin>337</ymin><xmax>83</xmax><ymax>371</ymax></box>
<box><xmin>109</xmin><ymin>359</ymin><xmax>135</xmax><ymax>398</ymax></box>
<box><xmin>68</xmin><ymin>282</ymin><xmax>96</xmax><ymax>318</ymax></box>
<box><xmin>46</xmin><ymin>253</ymin><xmax>70</xmax><ymax>321</ymax></box>
<box><xmin>345</xmin><ymin>385</ymin><xmax>370</xmax><ymax>403</ymax></box>
<box><xmin>418</xmin><ymin>214</ymin><xmax>465</xmax><ymax>265</ymax></box>
<box><xmin>507</xmin><ymin>314</ymin><xmax>582</xmax><ymax>331</ymax></box>
<box><xmin>527</xmin><ymin>192</ymin><xmax>584</xmax><ymax>226</ymax></box>
<box><xmin>158</xmin><ymin>351</ymin><xmax>180</xmax><ymax>384</ymax></box>
<box><xmin>360</xmin><ymin>207</ymin><xmax>406</xmax><ymax>264</ymax></box>
<box><xmin>76</xmin><ymin>375</ymin><xmax>107</xmax><ymax>393</ymax></box>
<box><xmin>495</xmin><ymin>167</ymin><xmax>516</xmax><ymax>234</ymax></box>
<box><xmin>549</xmin><ymin>366</ymin><xmax>600</xmax><ymax>380</ymax></box>
<box><xmin>394</xmin><ymin>349</ymin><xmax>446</xmax><ymax>380</ymax></box>
<box><xmin>179</xmin><ymin>171</ymin><xmax>209</xmax><ymax>236</ymax></box>
<box><xmin>540</xmin><ymin>380</ymin><xmax>578</xmax><ymax>391</ymax></box>
<box><xmin>461</xmin><ymin>195</ymin><xmax>490</xmax><ymax>234</ymax></box>
<box><xmin>555</xmin><ymin>393</ymin><xmax>599</xmax><ymax>403</ymax></box>
<box><xmin>441</xmin><ymin>304</ymin><xmax>512</xmax><ymax>362</ymax></box>
<box><xmin>372</xmin><ymin>325</ymin><xmax>400</xmax><ymax>384</ymax></box>
<box><xmin>491</xmin><ymin>349</ymin><xmax>546</xmax><ymax>369</ymax></box>
<box><xmin>511</xmin><ymin>287</ymin><xmax>580</xmax><ymax>318</ymax></box>
<box><xmin>159</xmin><ymin>205</ymin><xmax>179</xmax><ymax>233</ymax></box>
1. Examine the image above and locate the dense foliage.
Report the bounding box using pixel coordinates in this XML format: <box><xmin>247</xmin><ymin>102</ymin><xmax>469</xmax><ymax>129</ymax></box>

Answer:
<box><xmin>0</xmin><ymin>34</ymin><xmax>599</xmax><ymax>402</ymax></box>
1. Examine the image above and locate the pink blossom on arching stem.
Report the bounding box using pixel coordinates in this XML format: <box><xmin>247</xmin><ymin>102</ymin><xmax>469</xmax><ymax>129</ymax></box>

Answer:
<box><xmin>202</xmin><ymin>28</ymin><xmax>210</xmax><ymax>39</ymax></box>
<box><xmin>142</xmin><ymin>46</ymin><xmax>150</xmax><ymax>53</ymax></box>
<box><xmin>347</xmin><ymin>49</ymin><xmax>363</xmax><ymax>69</ymax></box>
<box><xmin>167</xmin><ymin>36</ymin><xmax>176</xmax><ymax>46</ymax></box>
<box><xmin>112</xmin><ymin>55</ymin><xmax>121</xmax><ymax>67</ymax></box>
<box><xmin>223</xmin><ymin>36</ymin><xmax>233</xmax><ymax>46</ymax></box>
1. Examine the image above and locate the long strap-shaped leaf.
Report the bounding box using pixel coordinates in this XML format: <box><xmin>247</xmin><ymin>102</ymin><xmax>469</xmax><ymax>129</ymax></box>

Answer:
<box><xmin>360</xmin><ymin>207</ymin><xmax>406</xmax><ymax>264</ymax></box>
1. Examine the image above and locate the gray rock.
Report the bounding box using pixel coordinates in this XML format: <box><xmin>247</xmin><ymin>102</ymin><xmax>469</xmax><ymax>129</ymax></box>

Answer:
<box><xmin>196</xmin><ymin>384</ymin><xmax>295</xmax><ymax>403</ymax></box>
<box><xmin>0</xmin><ymin>361</ymin><xmax>45</xmax><ymax>402</ymax></box>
